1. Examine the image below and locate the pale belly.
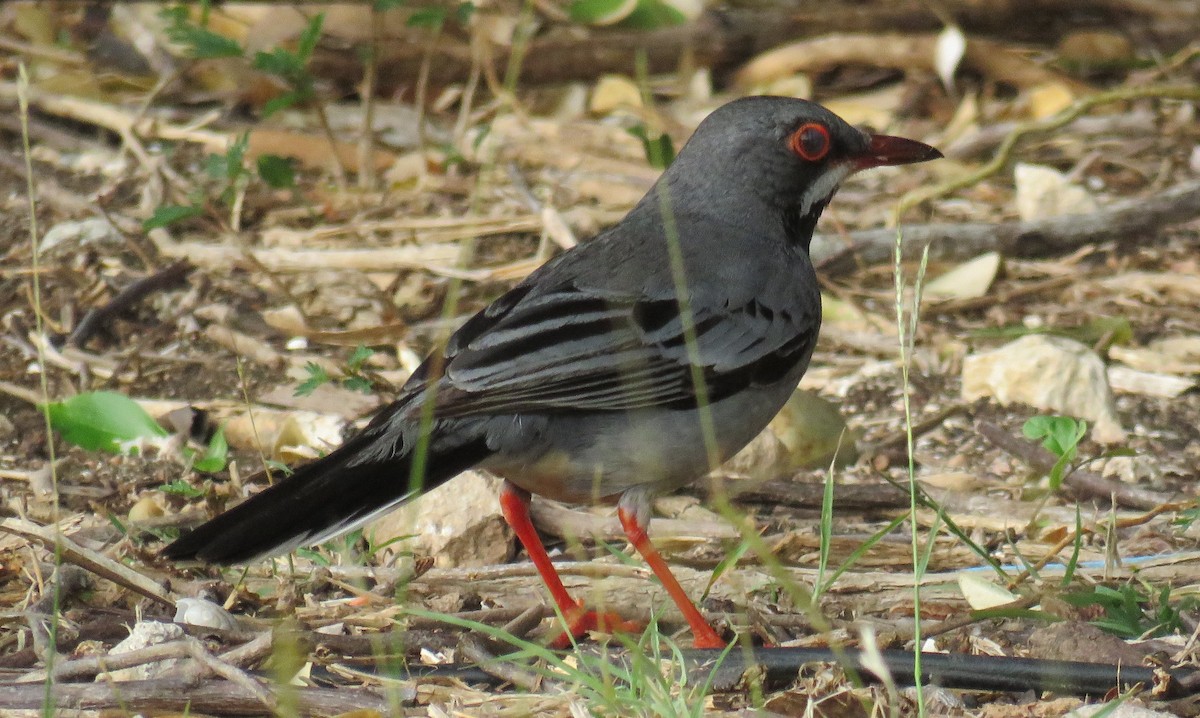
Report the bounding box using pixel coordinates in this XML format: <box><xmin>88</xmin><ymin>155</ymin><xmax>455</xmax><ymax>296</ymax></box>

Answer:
<box><xmin>481</xmin><ymin>374</ymin><xmax>798</xmax><ymax>505</ymax></box>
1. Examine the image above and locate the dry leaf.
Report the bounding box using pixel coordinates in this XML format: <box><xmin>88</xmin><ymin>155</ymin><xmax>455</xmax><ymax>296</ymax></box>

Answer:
<box><xmin>589</xmin><ymin>74</ymin><xmax>643</xmax><ymax>114</ymax></box>
<box><xmin>1027</xmin><ymin>82</ymin><xmax>1076</xmax><ymax>119</ymax></box>
<box><xmin>925</xmin><ymin>251</ymin><xmax>1003</xmax><ymax>300</ymax></box>
<box><xmin>958</xmin><ymin>574</ymin><xmax>1018</xmax><ymax>610</ymax></box>
<box><xmin>935</xmin><ymin>25</ymin><xmax>967</xmax><ymax>93</ymax></box>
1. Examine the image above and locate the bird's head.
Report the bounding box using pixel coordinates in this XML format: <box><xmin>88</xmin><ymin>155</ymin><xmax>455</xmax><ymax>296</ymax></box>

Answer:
<box><xmin>658</xmin><ymin>96</ymin><xmax>942</xmax><ymax>246</ymax></box>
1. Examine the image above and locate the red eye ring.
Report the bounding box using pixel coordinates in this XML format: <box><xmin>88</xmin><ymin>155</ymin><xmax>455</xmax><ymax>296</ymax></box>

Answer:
<box><xmin>788</xmin><ymin>122</ymin><xmax>831</xmax><ymax>161</ymax></box>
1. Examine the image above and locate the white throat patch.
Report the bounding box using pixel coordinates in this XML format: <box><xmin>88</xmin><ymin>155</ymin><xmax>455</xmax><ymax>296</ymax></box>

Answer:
<box><xmin>799</xmin><ymin>163</ymin><xmax>853</xmax><ymax>217</ymax></box>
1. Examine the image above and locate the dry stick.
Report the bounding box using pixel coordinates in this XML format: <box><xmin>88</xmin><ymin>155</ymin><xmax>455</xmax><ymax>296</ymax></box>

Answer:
<box><xmin>975</xmin><ymin>421</ymin><xmax>1174</xmax><ymax>510</ymax></box>
<box><xmin>0</xmin><ymin>679</ymin><xmax>386</xmax><ymax>715</ymax></box>
<box><xmin>457</xmin><ymin>633</ymin><xmax>546</xmax><ymax>692</ymax></box>
<box><xmin>36</xmin><ymin>639</ymin><xmax>193</xmax><ymax>683</ymax></box>
<box><xmin>861</xmin><ymin>401</ymin><xmax>969</xmax><ymax>454</ymax></box>
<box><xmin>944</xmin><ymin>108</ymin><xmax>1157</xmax><ymax>160</ymax></box>
<box><xmin>0</xmin><ymin>517</ymin><xmax>174</xmax><ymax>606</ymax></box>
<box><xmin>177</xmin><ymin>637</ymin><xmax>276</xmax><ymax>712</ymax></box>
<box><xmin>1005</xmin><ymin>502</ymin><xmax>1185</xmax><ymax>591</ymax></box>
<box><xmin>500</xmin><ymin>603</ymin><xmax>551</xmax><ymax>640</ymax></box>
<box><xmin>358</xmin><ymin>5</ymin><xmax>380</xmax><ymax>191</ymax></box>
<box><xmin>699</xmin><ymin>478</ymin><xmax>910</xmax><ymax>512</ymax></box>
<box><xmin>917</xmin><ymin>593</ymin><xmax>1042</xmax><ymax>639</ymax></box>
<box><xmin>66</xmin><ymin>260</ymin><xmax>192</xmax><ymax>346</ymax></box>
<box><xmin>813</xmin><ymin>179</ymin><xmax>1200</xmax><ymax>275</ymax></box>
<box><xmin>929</xmin><ymin>275</ymin><xmax>1075</xmax><ymax>314</ymax></box>
<box><xmin>898</xmin><ymin>85</ymin><xmax>1200</xmax><ymax>214</ymax></box>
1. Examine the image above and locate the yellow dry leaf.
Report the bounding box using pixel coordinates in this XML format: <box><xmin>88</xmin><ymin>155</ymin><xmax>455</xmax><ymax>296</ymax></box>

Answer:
<box><xmin>589</xmin><ymin>75</ymin><xmax>643</xmax><ymax>115</ymax></box>
<box><xmin>13</xmin><ymin>3</ymin><xmax>56</xmax><ymax>44</ymax></box>
<box><xmin>1027</xmin><ymin>81</ymin><xmax>1075</xmax><ymax>119</ymax></box>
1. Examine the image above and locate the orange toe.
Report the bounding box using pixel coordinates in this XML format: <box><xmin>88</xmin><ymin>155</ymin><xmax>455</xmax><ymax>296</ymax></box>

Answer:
<box><xmin>690</xmin><ymin>632</ymin><xmax>727</xmax><ymax>650</ymax></box>
<box><xmin>550</xmin><ymin>604</ymin><xmax>644</xmax><ymax>648</ymax></box>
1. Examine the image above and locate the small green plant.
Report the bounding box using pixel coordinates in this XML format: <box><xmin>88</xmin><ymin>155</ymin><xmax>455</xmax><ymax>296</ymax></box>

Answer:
<box><xmin>192</xmin><ymin>425</ymin><xmax>229</xmax><ymax>473</ymax></box>
<box><xmin>568</xmin><ymin>0</ymin><xmax>686</xmax><ymax>29</ymax></box>
<box><xmin>406</xmin><ymin>607</ymin><xmax>730</xmax><ymax>717</ymax></box>
<box><xmin>295</xmin><ymin>346</ymin><xmax>377</xmax><ymax>396</ymax></box>
<box><xmin>628</xmin><ymin>125</ymin><xmax>676</xmax><ymax>169</ymax></box>
<box><xmin>159</xmin><ymin>479</ymin><xmax>206</xmax><ymax>499</ymax></box>
<box><xmin>970</xmin><ymin>316</ymin><xmax>1133</xmax><ymax>350</ymax></box>
<box><xmin>1064</xmin><ymin>582</ymin><xmax>1193</xmax><ymax>638</ymax></box>
<box><xmin>146</xmin><ymin>5</ymin><xmax>314</xmax><ymax>230</ymax></box>
<box><xmin>250</xmin><ymin>12</ymin><xmax>324</xmax><ymax>116</ymax></box>
<box><xmin>1021</xmin><ymin>415</ymin><xmax>1087</xmax><ymax>490</ymax></box>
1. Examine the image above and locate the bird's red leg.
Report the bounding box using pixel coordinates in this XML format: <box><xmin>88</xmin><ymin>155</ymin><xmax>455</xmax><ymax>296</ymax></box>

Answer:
<box><xmin>617</xmin><ymin>505</ymin><xmax>727</xmax><ymax>649</ymax></box>
<box><xmin>499</xmin><ymin>482</ymin><xmax>641</xmax><ymax>646</ymax></box>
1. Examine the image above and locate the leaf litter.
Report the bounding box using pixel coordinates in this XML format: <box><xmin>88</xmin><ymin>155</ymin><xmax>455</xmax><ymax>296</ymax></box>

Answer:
<box><xmin>0</xmin><ymin>3</ymin><xmax>1199</xmax><ymax>715</ymax></box>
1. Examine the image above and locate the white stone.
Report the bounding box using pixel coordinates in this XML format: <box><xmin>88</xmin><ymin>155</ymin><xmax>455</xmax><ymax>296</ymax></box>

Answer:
<box><xmin>962</xmin><ymin>335</ymin><xmax>1125</xmax><ymax>443</ymax></box>
<box><xmin>368</xmin><ymin>471</ymin><xmax>513</xmax><ymax>568</ymax></box>
<box><xmin>174</xmin><ymin>597</ymin><xmax>239</xmax><ymax>631</ymax></box>
<box><xmin>98</xmin><ymin>621</ymin><xmax>186</xmax><ymax>681</ymax></box>
<box><xmin>1014</xmin><ymin>163</ymin><xmax>1099</xmax><ymax>221</ymax></box>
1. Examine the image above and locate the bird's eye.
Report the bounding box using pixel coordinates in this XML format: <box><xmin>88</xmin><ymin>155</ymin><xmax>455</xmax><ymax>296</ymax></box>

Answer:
<box><xmin>788</xmin><ymin>123</ymin><xmax>831</xmax><ymax>161</ymax></box>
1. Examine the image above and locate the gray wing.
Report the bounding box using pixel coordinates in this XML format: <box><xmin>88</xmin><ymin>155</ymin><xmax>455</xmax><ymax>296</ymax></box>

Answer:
<box><xmin>424</xmin><ymin>284</ymin><xmax>817</xmax><ymax>417</ymax></box>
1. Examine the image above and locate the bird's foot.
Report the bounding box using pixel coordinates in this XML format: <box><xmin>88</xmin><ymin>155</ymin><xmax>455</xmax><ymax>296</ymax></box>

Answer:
<box><xmin>549</xmin><ymin>603</ymin><xmax>644</xmax><ymax>648</ymax></box>
<box><xmin>690</xmin><ymin>629</ymin><xmax>727</xmax><ymax>650</ymax></box>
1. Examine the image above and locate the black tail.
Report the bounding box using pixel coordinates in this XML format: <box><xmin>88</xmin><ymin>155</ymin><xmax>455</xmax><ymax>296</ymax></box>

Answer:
<box><xmin>163</xmin><ymin>426</ymin><xmax>492</xmax><ymax>564</ymax></box>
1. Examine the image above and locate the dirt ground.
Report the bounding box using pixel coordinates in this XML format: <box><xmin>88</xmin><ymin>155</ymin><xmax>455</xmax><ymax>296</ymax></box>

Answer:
<box><xmin>1</xmin><ymin>2</ymin><xmax>1200</xmax><ymax>716</ymax></box>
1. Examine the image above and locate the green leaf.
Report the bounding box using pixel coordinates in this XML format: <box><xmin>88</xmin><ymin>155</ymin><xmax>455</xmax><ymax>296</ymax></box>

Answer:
<box><xmin>160</xmin><ymin>479</ymin><xmax>205</xmax><ymax>499</ymax></box>
<box><xmin>620</xmin><ymin>0</ymin><xmax>687</xmax><ymax>29</ymax></box>
<box><xmin>296</xmin><ymin>14</ymin><xmax>325</xmax><ymax>61</ymax></box>
<box><xmin>627</xmin><ymin>125</ymin><xmax>675</xmax><ymax>169</ymax></box>
<box><xmin>143</xmin><ymin>204</ymin><xmax>203</xmax><ymax>230</ymax></box>
<box><xmin>1022</xmin><ymin>415</ymin><xmax>1085</xmax><ymax>459</ymax></box>
<box><xmin>43</xmin><ymin>392</ymin><xmax>169</xmax><ymax>454</ymax></box>
<box><xmin>346</xmin><ymin>345</ymin><xmax>374</xmax><ymax>371</ymax></box>
<box><xmin>455</xmin><ymin>2</ymin><xmax>476</xmax><ymax>26</ymax></box>
<box><xmin>375</xmin><ymin>0</ymin><xmax>407</xmax><ymax>10</ymax></box>
<box><xmin>171</xmin><ymin>25</ymin><xmax>244</xmax><ymax>59</ymax></box>
<box><xmin>342</xmin><ymin>376</ymin><xmax>374</xmax><ymax>394</ymax></box>
<box><xmin>193</xmin><ymin>425</ymin><xmax>229</xmax><ymax>473</ymax></box>
<box><xmin>257</xmin><ymin>154</ymin><xmax>296</xmax><ymax>188</ymax></box>
<box><xmin>262</xmin><ymin>89</ymin><xmax>308</xmax><ymax>117</ymax></box>
<box><xmin>406</xmin><ymin>7</ymin><xmax>447</xmax><ymax>28</ymax></box>
<box><xmin>294</xmin><ymin>547</ymin><xmax>331</xmax><ymax>566</ymax></box>
<box><xmin>295</xmin><ymin>362</ymin><xmax>330</xmax><ymax>396</ymax></box>
<box><xmin>253</xmin><ymin>48</ymin><xmax>305</xmax><ymax>80</ymax></box>
<box><xmin>568</xmin><ymin>0</ymin><xmax>637</xmax><ymax>25</ymax></box>
<box><xmin>160</xmin><ymin>6</ymin><xmax>243</xmax><ymax>59</ymax></box>
<box><xmin>703</xmin><ymin>538</ymin><xmax>750</xmax><ymax>601</ymax></box>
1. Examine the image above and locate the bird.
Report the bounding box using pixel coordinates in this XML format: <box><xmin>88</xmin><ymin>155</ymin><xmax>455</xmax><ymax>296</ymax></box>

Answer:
<box><xmin>164</xmin><ymin>96</ymin><xmax>941</xmax><ymax>649</ymax></box>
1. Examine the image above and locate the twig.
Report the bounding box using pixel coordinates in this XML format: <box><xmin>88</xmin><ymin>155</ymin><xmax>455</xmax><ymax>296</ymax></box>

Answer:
<box><xmin>975</xmin><ymin>421</ymin><xmax>1175</xmax><ymax>510</ymax></box>
<box><xmin>944</xmin><ymin>108</ymin><xmax>1157</xmax><ymax>160</ymax></box>
<box><xmin>0</xmin><ymin>679</ymin><xmax>386</xmax><ymax>714</ymax></box>
<box><xmin>178</xmin><ymin>637</ymin><xmax>277</xmax><ymax>712</ymax></box>
<box><xmin>501</xmin><ymin>603</ymin><xmax>549</xmax><ymax>640</ymax></box>
<box><xmin>696</xmin><ymin>478</ymin><xmax>910</xmax><ymax>512</ymax></box>
<box><xmin>458</xmin><ymin>633</ymin><xmax>546</xmax><ymax>692</ymax></box>
<box><xmin>918</xmin><ymin>593</ymin><xmax>1042</xmax><ymax>638</ymax></box>
<box><xmin>896</xmin><ymin>85</ymin><xmax>1200</xmax><ymax>214</ymax></box>
<box><xmin>0</xmin><ymin>517</ymin><xmax>175</xmax><ymax>606</ymax></box>
<box><xmin>358</xmin><ymin>4</ymin><xmax>380</xmax><ymax>191</ymax></box>
<box><xmin>814</xmin><ymin>180</ymin><xmax>1200</xmax><ymax>275</ymax></box>
<box><xmin>36</xmin><ymin>639</ymin><xmax>193</xmax><ymax>683</ymax></box>
<box><xmin>66</xmin><ymin>260</ymin><xmax>192</xmax><ymax>347</ymax></box>
<box><xmin>1006</xmin><ymin>503</ymin><xmax>1185</xmax><ymax>590</ymax></box>
<box><xmin>861</xmin><ymin>402</ymin><xmax>970</xmax><ymax>454</ymax></box>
